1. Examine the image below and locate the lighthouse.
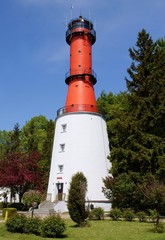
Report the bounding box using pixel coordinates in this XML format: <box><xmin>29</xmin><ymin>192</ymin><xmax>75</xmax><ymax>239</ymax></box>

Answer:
<box><xmin>47</xmin><ymin>16</ymin><xmax>111</xmax><ymax>212</ymax></box>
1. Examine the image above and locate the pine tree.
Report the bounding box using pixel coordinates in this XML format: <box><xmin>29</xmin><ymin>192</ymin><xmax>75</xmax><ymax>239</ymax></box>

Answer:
<box><xmin>6</xmin><ymin>123</ymin><xmax>21</xmax><ymax>154</ymax></box>
<box><xmin>125</xmin><ymin>30</ymin><xmax>165</xmax><ymax>179</ymax></box>
<box><xmin>103</xmin><ymin>30</ymin><xmax>165</xmax><ymax>210</ymax></box>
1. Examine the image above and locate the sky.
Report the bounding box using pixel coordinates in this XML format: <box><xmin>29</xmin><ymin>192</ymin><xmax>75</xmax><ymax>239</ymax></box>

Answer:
<box><xmin>0</xmin><ymin>0</ymin><xmax>165</xmax><ymax>131</ymax></box>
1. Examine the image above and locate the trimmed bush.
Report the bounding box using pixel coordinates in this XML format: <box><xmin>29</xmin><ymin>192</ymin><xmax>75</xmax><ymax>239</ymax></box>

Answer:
<box><xmin>40</xmin><ymin>215</ymin><xmax>66</xmax><ymax>238</ymax></box>
<box><xmin>136</xmin><ymin>211</ymin><xmax>146</xmax><ymax>222</ymax></box>
<box><xmin>24</xmin><ymin>217</ymin><xmax>42</xmax><ymax>235</ymax></box>
<box><xmin>123</xmin><ymin>209</ymin><xmax>134</xmax><ymax>221</ymax></box>
<box><xmin>6</xmin><ymin>214</ymin><xmax>27</xmax><ymax>233</ymax></box>
<box><xmin>2</xmin><ymin>208</ymin><xmax>17</xmax><ymax>218</ymax></box>
<box><xmin>89</xmin><ymin>207</ymin><xmax>104</xmax><ymax>220</ymax></box>
<box><xmin>6</xmin><ymin>213</ymin><xmax>67</xmax><ymax>237</ymax></box>
<box><xmin>0</xmin><ymin>202</ymin><xmax>3</xmax><ymax>209</ymax></box>
<box><xmin>109</xmin><ymin>208</ymin><xmax>122</xmax><ymax>221</ymax></box>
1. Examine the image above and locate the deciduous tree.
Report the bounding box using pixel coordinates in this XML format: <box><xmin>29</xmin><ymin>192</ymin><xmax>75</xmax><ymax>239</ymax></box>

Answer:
<box><xmin>0</xmin><ymin>151</ymin><xmax>42</xmax><ymax>203</ymax></box>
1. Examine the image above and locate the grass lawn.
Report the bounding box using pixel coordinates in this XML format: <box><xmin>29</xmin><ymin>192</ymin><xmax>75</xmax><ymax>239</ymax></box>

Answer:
<box><xmin>0</xmin><ymin>219</ymin><xmax>165</xmax><ymax>240</ymax></box>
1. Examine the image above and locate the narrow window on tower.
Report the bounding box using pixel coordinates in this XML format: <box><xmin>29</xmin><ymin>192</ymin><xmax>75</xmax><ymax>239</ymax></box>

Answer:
<box><xmin>60</xmin><ymin>144</ymin><xmax>65</xmax><ymax>152</ymax></box>
<box><xmin>61</xmin><ymin>124</ymin><xmax>67</xmax><ymax>132</ymax></box>
<box><xmin>58</xmin><ymin>165</ymin><xmax>64</xmax><ymax>173</ymax></box>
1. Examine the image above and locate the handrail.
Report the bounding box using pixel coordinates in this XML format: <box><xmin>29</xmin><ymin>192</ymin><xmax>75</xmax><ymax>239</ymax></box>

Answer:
<box><xmin>68</xmin><ymin>16</ymin><xmax>94</xmax><ymax>28</ymax></box>
<box><xmin>66</xmin><ymin>22</ymin><xmax>96</xmax><ymax>45</ymax></box>
<box><xmin>57</xmin><ymin>104</ymin><xmax>98</xmax><ymax>117</ymax></box>
<box><xmin>65</xmin><ymin>68</ymin><xmax>97</xmax><ymax>80</ymax></box>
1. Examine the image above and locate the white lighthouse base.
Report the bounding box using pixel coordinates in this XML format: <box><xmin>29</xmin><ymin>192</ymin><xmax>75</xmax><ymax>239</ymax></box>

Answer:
<box><xmin>47</xmin><ymin>112</ymin><xmax>111</xmax><ymax>212</ymax></box>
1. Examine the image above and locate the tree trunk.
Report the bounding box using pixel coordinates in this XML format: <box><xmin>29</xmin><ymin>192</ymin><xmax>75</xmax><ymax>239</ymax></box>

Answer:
<box><xmin>19</xmin><ymin>192</ymin><xmax>23</xmax><ymax>203</ymax></box>
<box><xmin>156</xmin><ymin>209</ymin><xmax>160</xmax><ymax>226</ymax></box>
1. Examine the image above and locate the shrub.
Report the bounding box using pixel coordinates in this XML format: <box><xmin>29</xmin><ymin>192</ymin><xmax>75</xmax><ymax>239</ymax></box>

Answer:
<box><xmin>136</xmin><ymin>211</ymin><xmax>146</xmax><ymax>222</ymax></box>
<box><xmin>153</xmin><ymin>223</ymin><xmax>164</xmax><ymax>233</ymax></box>
<box><xmin>6</xmin><ymin>214</ymin><xmax>27</xmax><ymax>233</ymax></box>
<box><xmin>23</xmin><ymin>190</ymin><xmax>41</xmax><ymax>208</ymax></box>
<box><xmin>24</xmin><ymin>217</ymin><xmax>42</xmax><ymax>235</ymax></box>
<box><xmin>148</xmin><ymin>209</ymin><xmax>157</xmax><ymax>222</ymax></box>
<box><xmin>123</xmin><ymin>209</ymin><xmax>134</xmax><ymax>221</ymax></box>
<box><xmin>109</xmin><ymin>208</ymin><xmax>122</xmax><ymax>221</ymax></box>
<box><xmin>2</xmin><ymin>208</ymin><xmax>17</xmax><ymax>218</ymax></box>
<box><xmin>67</xmin><ymin>172</ymin><xmax>88</xmax><ymax>226</ymax></box>
<box><xmin>40</xmin><ymin>215</ymin><xmax>66</xmax><ymax>238</ymax></box>
<box><xmin>89</xmin><ymin>207</ymin><xmax>104</xmax><ymax>220</ymax></box>
<box><xmin>0</xmin><ymin>202</ymin><xmax>3</xmax><ymax>209</ymax></box>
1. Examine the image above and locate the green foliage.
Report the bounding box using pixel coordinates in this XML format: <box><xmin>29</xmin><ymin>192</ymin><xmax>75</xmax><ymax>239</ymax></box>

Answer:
<box><xmin>38</xmin><ymin>119</ymin><xmax>55</xmax><ymax>192</ymax></box>
<box><xmin>24</xmin><ymin>217</ymin><xmax>42</xmax><ymax>235</ymax></box>
<box><xmin>136</xmin><ymin>211</ymin><xmax>146</xmax><ymax>222</ymax></box>
<box><xmin>103</xmin><ymin>174</ymin><xmax>138</xmax><ymax>210</ymax></box>
<box><xmin>0</xmin><ymin>116</ymin><xmax>54</xmax><ymax>197</ymax></box>
<box><xmin>109</xmin><ymin>208</ymin><xmax>122</xmax><ymax>221</ymax></box>
<box><xmin>0</xmin><ymin>202</ymin><xmax>3</xmax><ymax>209</ymax></box>
<box><xmin>140</xmin><ymin>179</ymin><xmax>165</xmax><ymax>225</ymax></box>
<box><xmin>153</xmin><ymin>223</ymin><xmax>164</xmax><ymax>233</ymax></box>
<box><xmin>6</xmin><ymin>214</ymin><xmax>27</xmax><ymax>233</ymax></box>
<box><xmin>67</xmin><ymin>172</ymin><xmax>88</xmax><ymax>226</ymax></box>
<box><xmin>40</xmin><ymin>215</ymin><xmax>66</xmax><ymax>238</ymax></box>
<box><xmin>6</xmin><ymin>213</ymin><xmax>66</xmax><ymax>237</ymax></box>
<box><xmin>88</xmin><ymin>207</ymin><xmax>104</xmax><ymax>220</ymax></box>
<box><xmin>21</xmin><ymin>115</ymin><xmax>50</xmax><ymax>153</ymax></box>
<box><xmin>0</xmin><ymin>130</ymin><xmax>10</xmax><ymax>158</ymax></box>
<box><xmin>123</xmin><ymin>209</ymin><xmax>135</xmax><ymax>221</ymax></box>
<box><xmin>8</xmin><ymin>123</ymin><xmax>21</xmax><ymax>154</ymax></box>
<box><xmin>20</xmin><ymin>116</ymin><xmax>55</xmax><ymax>193</ymax></box>
<box><xmin>102</xmin><ymin>30</ymin><xmax>165</xmax><ymax>213</ymax></box>
<box><xmin>23</xmin><ymin>190</ymin><xmax>41</xmax><ymax>208</ymax></box>
<box><xmin>148</xmin><ymin>209</ymin><xmax>157</xmax><ymax>222</ymax></box>
<box><xmin>2</xmin><ymin>208</ymin><xmax>17</xmax><ymax>218</ymax></box>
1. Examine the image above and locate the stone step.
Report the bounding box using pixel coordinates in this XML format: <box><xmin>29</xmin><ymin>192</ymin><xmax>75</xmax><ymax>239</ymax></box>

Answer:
<box><xmin>33</xmin><ymin>208</ymin><xmax>55</xmax><ymax>217</ymax></box>
<box><xmin>39</xmin><ymin>200</ymin><xmax>54</xmax><ymax>209</ymax></box>
<box><xmin>27</xmin><ymin>200</ymin><xmax>56</xmax><ymax>217</ymax></box>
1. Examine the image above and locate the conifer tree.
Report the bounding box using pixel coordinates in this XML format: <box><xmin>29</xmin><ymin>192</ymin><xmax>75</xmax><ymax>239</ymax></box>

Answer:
<box><xmin>67</xmin><ymin>172</ymin><xmax>88</xmax><ymax>226</ymax></box>
<box><xmin>103</xmin><ymin>30</ymin><xmax>165</xmax><ymax>211</ymax></box>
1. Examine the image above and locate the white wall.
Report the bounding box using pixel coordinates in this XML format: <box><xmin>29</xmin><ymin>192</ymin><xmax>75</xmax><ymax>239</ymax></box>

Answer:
<box><xmin>47</xmin><ymin>112</ymin><xmax>111</xmax><ymax>209</ymax></box>
<box><xmin>0</xmin><ymin>188</ymin><xmax>19</xmax><ymax>203</ymax></box>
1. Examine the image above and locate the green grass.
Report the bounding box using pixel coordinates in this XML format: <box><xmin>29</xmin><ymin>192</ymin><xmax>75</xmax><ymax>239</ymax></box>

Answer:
<box><xmin>0</xmin><ymin>219</ymin><xmax>165</xmax><ymax>240</ymax></box>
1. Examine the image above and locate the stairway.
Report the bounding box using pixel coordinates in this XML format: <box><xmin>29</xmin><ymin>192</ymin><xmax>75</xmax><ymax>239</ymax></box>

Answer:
<box><xmin>33</xmin><ymin>200</ymin><xmax>55</xmax><ymax>217</ymax></box>
<box><xmin>54</xmin><ymin>200</ymin><xmax>68</xmax><ymax>213</ymax></box>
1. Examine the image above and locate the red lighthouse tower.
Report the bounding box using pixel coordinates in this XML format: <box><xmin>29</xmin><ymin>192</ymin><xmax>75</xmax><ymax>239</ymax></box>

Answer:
<box><xmin>65</xmin><ymin>16</ymin><xmax>97</xmax><ymax>113</ymax></box>
<box><xmin>47</xmin><ymin>16</ymin><xmax>111</xmax><ymax>212</ymax></box>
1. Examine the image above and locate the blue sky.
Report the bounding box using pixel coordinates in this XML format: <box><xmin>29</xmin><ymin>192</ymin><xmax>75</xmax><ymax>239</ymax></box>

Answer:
<box><xmin>0</xmin><ymin>0</ymin><xmax>165</xmax><ymax>131</ymax></box>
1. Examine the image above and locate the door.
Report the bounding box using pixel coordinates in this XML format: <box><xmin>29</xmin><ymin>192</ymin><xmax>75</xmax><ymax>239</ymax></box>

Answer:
<box><xmin>56</xmin><ymin>183</ymin><xmax>64</xmax><ymax>201</ymax></box>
